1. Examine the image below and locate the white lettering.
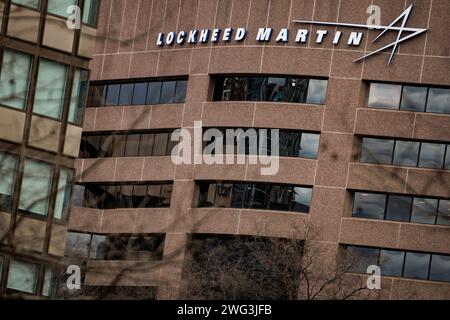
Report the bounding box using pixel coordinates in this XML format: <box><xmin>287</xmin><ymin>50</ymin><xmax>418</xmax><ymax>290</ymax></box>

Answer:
<box><xmin>332</xmin><ymin>31</ymin><xmax>342</xmax><ymax>44</ymax></box>
<box><xmin>235</xmin><ymin>27</ymin><xmax>247</xmax><ymax>41</ymax></box>
<box><xmin>348</xmin><ymin>32</ymin><xmax>363</xmax><ymax>46</ymax></box>
<box><xmin>316</xmin><ymin>30</ymin><xmax>328</xmax><ymax>43</ymax></box>
<box><xmin>177</xmin><ymin>31</ymin><xmax>186</xmax><ymax>44</ymax></box>
<box><xmin>199</xmin><ymin>29</ymin><xmax>210</xmax><ymax>43</ymax></box>
<box><xmin>156</xmin><ymin>32</ymin><xmax>164</xmax><ymax>46</ymax></box>
<box><xmin>256</xmin><ymin>28</ymin><xmax>272</xmax><ymax>42</ymax></box>
<box><xmin>275</xmin><ymin>28</ymin><xmax>289</xmax><ymax>42</ymax></box>
<box><xmin>211</xmin><ymin>28</ymin><xmax>221</xmax><ymax>42</ymax></box>
<box><xmin>166</xmin><ymin>31</ymin><xmax>175</xmax><ymax>45</ymax></box>
<box><xmin>188</xmin><ymin>30</ymin><xmax>198</xmax><ymax>44</ymax></box>
<box><xmin>295</xmin><ymin>29</ymin><xmax>308</xmax><ymax>43</ymax></box>
<box><xmin>222</xmin><ymin>28</ymin><xmax>232</xmax><ymax>41</ymax></box>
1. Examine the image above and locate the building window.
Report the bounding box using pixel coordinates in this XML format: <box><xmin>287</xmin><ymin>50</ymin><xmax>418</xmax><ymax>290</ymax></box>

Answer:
<box><xmin>385</xmin><ymin>195</ymin><xmax>412</xmax><ymax>222</ymax></box>
<box><xmin>368</xmin><ymin>82</ymin><xmax>450</xmax><ymax>115</ymax></box>
<box><xmin>427</xmin><ymin>88</ymin><xmax>450</xmax><ymax>114</ymax></box>
<box><xmin>379</xmin><ymin>249</ymin><xmax>405</xmax><ymax>277</ymax></box>
<box><xmin>392</xmin><ymin>141</ymin><xmax>420</xmax><ymax>167</ymax></box>
<box><xmin>0</xmin><ymin>49</ymin><xmax>33</xmax><ymax>110</ymax></box>
<box><xmin>78</xmin><ymin>183</ymin><xmax>173</xmax><ymax>210</ymax></box>
<box><xmin>360</xmin><ymin>138</ymin><xmax>394</xmax><ymax>165</ymax></box>
<box><xmin>87</xmin><ymin>78</ymin><xmax>188</xmax><ymax>107</ymax></box>
<box><xmin>437</xmin><ymin>200</ymin><xmax>450</xmax><ymax>226</ymax></box>
<box><xmin>82</xmin><ymin>0</ymin><xmax>100</xmax><ymax>27</ymax></box>
<box><xmin>360</xmin><ymin>137</ymin><xmax>450</xmax><ymax>170</ymax></box>
<box><xmin>352</xmin><ymin>191</ymin><xmax>449</xmax><ymax>227</ymax></box>
<box><xmin>429</xmin><ymin>255</ymin><xmax>450</xmax><ymax>283</ymax></box>
<box><xmin>410</xmin><ymin>198</ymin><xmax>438</xmax><ymax>225</ymax></box>
<box><xmin>42</xmin><ymin>268</ymin><xmax>59</xmax><ymax>298</ymax></box>
<box><xmin>79</xmin><ymin>131</ymin><xmax>177</xmax><ymax>158</ymax></box>
<box><xmin>6</xmin><ymin>260</ymin><xmax>38</xmax><ymax>295</ymax></box>
<box><xmin>400</xmin><ymin>86</ymin><xmax>427</xmax><ymax>112</ymax></box>
<box><xmin>34</xmin><ymin>59</ymin><xmax>68</xmax><ymax>119</ymax></box>
<box><xmin>204</xmin><ymin>129</ymin><xmax>320</xmax><ymax>159</ymax></box>
<box><xmin>11</xmin><ymin>0</ymin><xmax>40</xmax><ymax>10</ymax></box>
<box><xmin>344</xmin><ymin>245</ymin><xmax>450</xmax><ymax>283</ymax></box>
<box><xmin>403</xmin><ymin>252</ymin><xmax>431</xmax><ymax>280</ymax></box>
<box><xmin>65</xmin><ymin>232</ymin><xmax>91</xmax><ymax>259</ymax></box>
<box><xmin>197</xmin><ymin>182</ymin><xmax>313</xmax><ymax>214</ymax></box>
<box><xmin>66</xmin><ymin>232</ymin><xmax>165</xmax><ymax>262</ymax></box>
<box><xmin>54</xmin><ymin>167</ymin><xmax>73</xmax><ymax>222</ymax></box>
<box><xmin>0</xmin><ymin>152</ymin><xmax>18</xmax><ymax>212</ymax></box>
<box><xmin>213</xmin><ymin>76</ymin><xmax>328</xmax><ymax>105</ymax></box>
<box><xmin>345</xmin><ymin>246</ymin><xmax>379</xmax><ymax>274</ymax></box>
<box><xmin>68</xmin><ymin>68</ymin><xmax>89</xmax><ymax>126</ymax></box>
<box><xmin>368</xmin><ymin>83</ymin><xmax>402</xmax><ymax>110</ymax></box>
<box><xmin>19</xmin><ymin>159</ymin><xmax>53</xmax><ymax>217</ymax></box>
<box><xmin>352</xmin><ymin>192</ymin><xmax>386</xmax><ymax>220</ymax></box>
<box><xmin>418</xmin><ymin>143</ymin><xmax>446</xmax><ymax>169</ymax></box>
<box><xmin>47</xmin><ymin>0</ymin><xmax>77</xmax><ymax>18</ymax></box>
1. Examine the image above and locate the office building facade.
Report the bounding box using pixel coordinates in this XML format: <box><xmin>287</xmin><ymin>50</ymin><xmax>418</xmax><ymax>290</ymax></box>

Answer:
<box><xmin>5</xmin><ymin>0</ymin><xmax>449</xmax><ymax>299</ymax></box>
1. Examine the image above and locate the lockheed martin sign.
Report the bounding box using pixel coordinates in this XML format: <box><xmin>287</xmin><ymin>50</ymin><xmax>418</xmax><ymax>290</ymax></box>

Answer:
<box><xmin>156</xmin><ymin>4</ymin><xmax>427</xmax><ymax>66</ymax></box>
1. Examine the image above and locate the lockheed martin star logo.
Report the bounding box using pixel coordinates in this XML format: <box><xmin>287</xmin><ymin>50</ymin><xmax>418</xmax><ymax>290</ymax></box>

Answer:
<box><xmin>293</xmin><ymin>4</ymin><xmax>427</xmax><ymax>65</ymax></box>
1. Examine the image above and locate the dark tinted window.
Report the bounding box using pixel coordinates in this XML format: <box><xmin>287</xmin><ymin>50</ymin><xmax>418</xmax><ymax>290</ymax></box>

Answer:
<box><xmin>403</xmin><ymin>252</ymin><xmax>431</xmax><ymax>280</ymax></box>
<box><xmin>87</xmin><ymin>85</ymin><xmax>106</xmax><ymax>107</ymax></box>
<box><xmin>198</xmin><ymin>182</ymin><xmax>312</xmax><ymax>214</ymax></box>
<box><xmin>418</xmin><ymin>143</ymin><xmax>446</xmax><ymax>169</ymax></box>
<box><xmin>429</xmin><ymin>255</ymin><xmax>450</xmax><ymax>283</ymax></box>
<box><xmin>152</xmin><ymin>133</ymin><xmax>169</xmax><ymax>156</ymax></box>
<box><xmin>437</xmin><ymin>200</ymin><xmax>450</xmax><ymax>226</ymax></box>
<box><xmin>400</xmin><ymin>86</ymin><xmax>427</xmax><ymax>112</ymax></box>
<box><xmin>360</xmin><ymin>138</ymin><xmax>394</xmax><ymax>164</ymax></box>
<box><xmin>132</xmin><ymin>82</ymin><xmax>148</xmax><ymax>105</ymax></box>
<box><xmin>379</xmin><ymin>249</ymin><xmax>405</xmax><ymax>277</ymax></box>
<box><xmin>147</xmin><ymin>82</ymin><xmax>162</xmax><ymax>105</ymax></box>
<box><xmin>411</xmin><ymin>198</ymin><xmax>438</xmax><ymax>224</ymax></box>
<box><xmin>445</xmin><ymin>146</ymin><xmax>450</xmax><ymax>169</ymax></box>
<box><xmin>426</xmin><ymin>88</ymin><xmax>450</xmax><ymax>114</ymax></box>
<box><xmin>160</xmin><ymin>81</ymin><xmax>176</xmax><ymax>104</ymax></box>
<box><xmin>393</xmin><ymin>141</ymin><xmax>420</xmax><ymax>167</ymax></box>
<box><xmin>105</xmin><ymin>84</ymin><xmax>120</xmax><ymax>106</ymax></box>
<box><xmin>174</xmin><ymin>80</ymin><xmax>187</xmax><ymax>103</ymax></box>
<box><xmin>118</xmin><ymin>83</ymin><xmax>134</xmax><ymax>105</ymax></box>
<box><xmin>352</xmin><ymin>193</ymin><xmax>386</xmax><ymax>220</ymax></box>
<box><xmin>347</xmin><ymin>246</ymin><xmax>379</xmax><ymax>274</ymax></box>
<box><xmin>213</xmin><ymin>76</ymin><xmax>327</xmax><ymax>105</ymax></box>
<box><xmin>124</xmin><ymin>134</ymin><xmax>140</xmax><ymax>157</ymax></box>
<box><xmin>81</xmin><ymin>184</ymin><xmax>172</xmax><ymax>209</ymax></box>
<box><xmin>385</xmin><ymin>195</ymin><xmax>412</xmax><ymax>222</ymax></box>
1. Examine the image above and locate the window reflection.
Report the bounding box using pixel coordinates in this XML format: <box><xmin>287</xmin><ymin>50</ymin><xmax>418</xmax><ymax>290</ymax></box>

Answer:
<box><xmin>437</xmin><ymin>200</ymin><xmax>450</xmax><ymax>226</ymax></box>
<box><xmin>411</xmin><ymin>198</ymin><xmax>438</xmax><ymax>224</ymax></box>
<box><xmin>400</xmin><ymin>86</ymin><xmax>427</xmax><ymax>112</ymax></box>
<box><xmin>385</xmin><ymin>195</ymin><xmax>412</xmax><ymax>222</ymax></box>
<box><xmin>346</xmin><ymin>246</ymin><xmax>379</xmax><ymax>274</ymax></box>
<box><xmin>403</xmin><ymin>252</ymin><xmax>431</xmax><ymax>280</ymax></box>
<box><xmin>80</xmin><ymin>183</ymin><xmax>173</xmax><ymax>209</ymax></box>
<box><xmin>393</xmin><ymin>141</ymin><xmax>420</xmax><ymax>167</ymax></box>
<box><xmin>379</xmin><ymin>250</ymin><xmax>405</xmax><ymax>277</ymax></box>
<box><xmin>418</xmin><ymin>143</ymin><xmax>446</xmax><ymax>169</ymax></box>
<box><xmin>213</xmin><ymin>76</ymin><xmax>327</xmax><ymax>105</ymax></box>
<box><xmin>352</xmin><ymin>193</ymin><xmax>386</xmax><ymax>220</ymax></box>
<box><xmin>368</xmin><ymin>83</ymin><xmax>402</xmax><ymax>110</ymax></box>
<box><xmin>360</xmin><ymin>138</ymin><xmax>394</xmax><ymax>164</ymax></box>
<box><xmin>87</xmin><ymin>79</ymin><xmax>187</xmax><ymax>107</ymax></box>
<box><xmin>427</xmin><ymin>88</ymin><xmax>450</xmax><ymax>114</ymax></box>
<box><xmin>429</xmin><ymin>255</ymin><xmax>450</xmax><ymax>283</ymax></box>
<box><xmin>306</xmin><ymin>79</ymin><xmax>328</xmax><ymax>105</ymax></box>
<box><xmin>198</xmin><ymin>182</ymin><xmax>312</xmax><ymax>214</ymax></box>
